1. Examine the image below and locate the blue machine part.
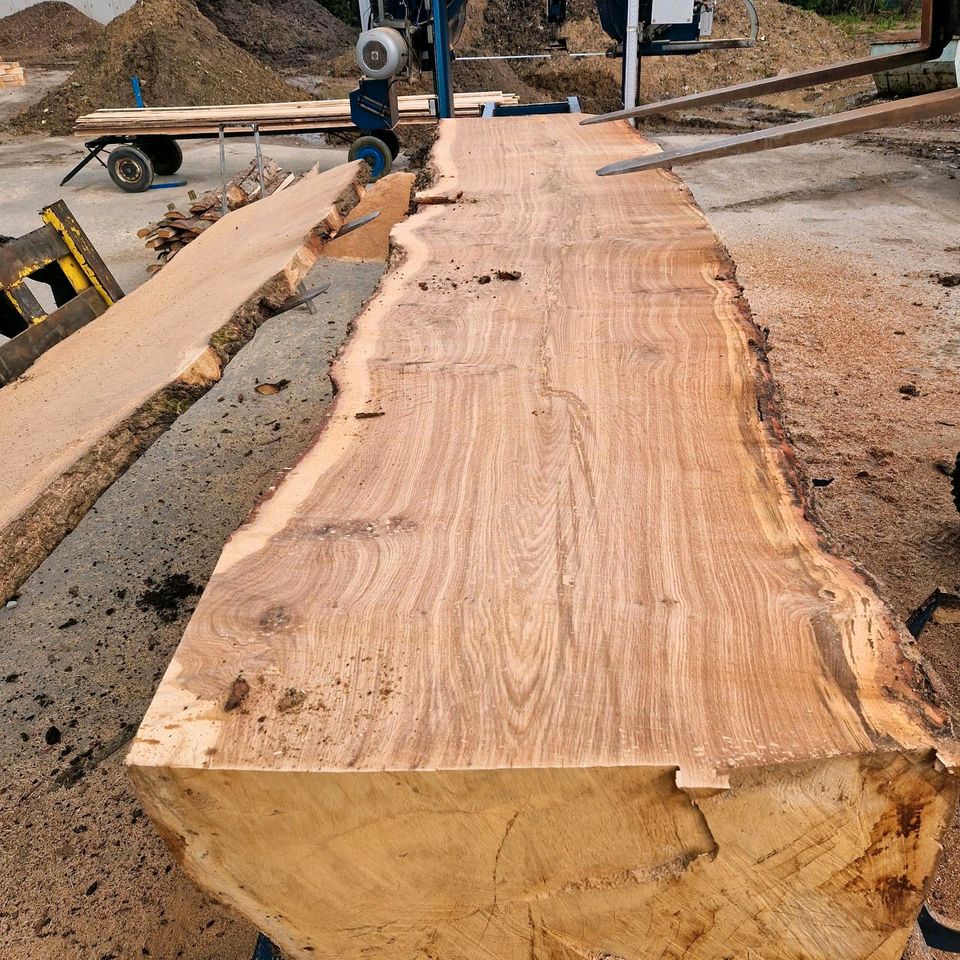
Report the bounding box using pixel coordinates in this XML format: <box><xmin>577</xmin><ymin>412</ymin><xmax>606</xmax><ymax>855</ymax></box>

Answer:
<box><xmin>431</xmin><ymin>0</ymin><xmax>454</xmax><ymax>118</ymax></box>
<box><xmin>377</xmin><ymin>0</ymin><xmax>467</xmax><ymax>65</ymax></box>
<box><xmin>353</xmin><ymin>140</ymin><xmax>390</xmax><ymax>178</ymax></box>
<box><xmin>350</xmin><ymin>78</ymin><xmax>399</xmax><ymax>131</ymax></box>
<box><xmin>482</xmin><ymin>96</ymin><xmax>582</xmax><ymax>117</ymax></box>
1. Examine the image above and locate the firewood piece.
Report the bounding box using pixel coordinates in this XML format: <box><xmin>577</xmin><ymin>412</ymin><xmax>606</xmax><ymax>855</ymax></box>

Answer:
<box><xmin>127</xmin><ymin>117</ymin><xmax>958</xmax><ymax>960</ymax></box>
<box><xmin>225</xmin><ymin>185</ymin><xmax>248</xmax><ymax>211</ymax></box>
<box><xmin>414</xmin><ymin>190</ymin><xmax>463</xmax><ymax>205</ymax></box>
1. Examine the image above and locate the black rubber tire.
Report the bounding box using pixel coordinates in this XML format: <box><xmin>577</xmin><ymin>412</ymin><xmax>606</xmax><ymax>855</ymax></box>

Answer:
<box><xmin>378</xmin><ymin>128</ymin><xmax>401</xmax><ymax>160</ymax></box>
<box><xmin>348</xmin><ymin>135</ymin><xmax>393</xmax><ymax>180</ymax></box>
<box><xmin>135</xmin><ymin>136</ymin><xmax>183</xmax><ymax>175</ymax></box>
<box><xmin>107</xmin><ymin>145</ymin><xmax>154</xmax><ymax>193</ymax></box>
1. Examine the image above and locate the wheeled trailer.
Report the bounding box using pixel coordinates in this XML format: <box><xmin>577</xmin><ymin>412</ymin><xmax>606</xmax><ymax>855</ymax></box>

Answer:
<box><xmin>61</xmin><ymin>126</ymin><xmax>400</xmax><ymax>193</ymax></box>
<box><xmin>63</xmin><ymin>92</ymin><xmax>518</xmax><ymax>192</ymax></box>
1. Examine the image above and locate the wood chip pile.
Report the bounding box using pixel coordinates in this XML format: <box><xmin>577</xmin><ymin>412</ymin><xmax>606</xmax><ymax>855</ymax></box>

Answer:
<box><xmin>140</xmin><ymin>157</ymin><xmax>293</xmax><ymax>273</ymax></box>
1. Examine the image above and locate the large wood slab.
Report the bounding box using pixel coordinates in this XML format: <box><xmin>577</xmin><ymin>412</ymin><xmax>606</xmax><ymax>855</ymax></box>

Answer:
<box><xmin>129</xmin><ymin>116</ymin><xmax>959</xmax><ymax>960</ymax></box>
<box><xmin>0</xmin><ymin>162</ymin><xmax>365</xmax><ymax>605</ymax></box>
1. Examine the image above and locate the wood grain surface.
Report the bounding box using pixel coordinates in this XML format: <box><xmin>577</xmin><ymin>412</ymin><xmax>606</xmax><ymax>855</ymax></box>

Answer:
<box><xmin>0</xmin><ymin>162</ymin><xmax>365</xmax><ymax>606</ymax></box>
<box><xmin>130</xmin><ymin>116</ymin><xmax>959</xmax><ymax>960</ymax></box>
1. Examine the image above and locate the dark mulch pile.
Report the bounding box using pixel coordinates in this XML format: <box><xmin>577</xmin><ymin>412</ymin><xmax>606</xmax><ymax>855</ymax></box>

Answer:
<box><xmin>0</xmin><ymin>0</ymin><xmax>102</xmax><ymax>66</ymax></box>
<box><xmin>195</xmin><ymin>0</ymin><xmax>354</xmax><ymax>69</ymax></box>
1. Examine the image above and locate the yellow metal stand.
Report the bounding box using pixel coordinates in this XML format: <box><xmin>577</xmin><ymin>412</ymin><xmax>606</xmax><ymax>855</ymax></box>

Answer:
<box><xmin>0</xmin><ymin>201</ymin><xmax>123</xmax><ymax>385</ymax></box>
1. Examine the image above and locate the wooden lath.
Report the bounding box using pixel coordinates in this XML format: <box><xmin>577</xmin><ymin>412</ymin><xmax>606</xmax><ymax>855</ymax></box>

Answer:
<box><xmin>73</xmin><ymin>91</ymin><xmax>521</xmax><ymax>137</ymax></box>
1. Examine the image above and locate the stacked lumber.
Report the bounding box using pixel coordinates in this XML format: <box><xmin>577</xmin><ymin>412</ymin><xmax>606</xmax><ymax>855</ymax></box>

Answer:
<box><xmin>0</xmin><ymin>60</ymin><xmax>25</xmax><ymax>87</ymax></box>
<box><xmin>129</xmin><ymin>115</ymin><xmax>958</xmax><ymax>960</ymax></box>
<box><xmin>73</xmin><ymin>91</ymin><xmax>520</xmax><ymax>136</ymax></box>
<box><xmin>0</xmin><ymin>161</ymin><xmax>366</xmax><ymax>608</ymax></box>
<box><xmin>139</xmin><ymin>158</ymin><xmax>292</xmax><ymax>272</ymax></box>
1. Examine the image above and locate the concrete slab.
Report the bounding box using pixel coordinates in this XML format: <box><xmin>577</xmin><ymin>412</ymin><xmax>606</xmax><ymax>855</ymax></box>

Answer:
<box><xmin>0</xmin><ymin>255</ymin><xmax>385</xmax><ymax>959</ymax></box>
<box><xmin>0</xmin><ymin>135</ymin><xmax>350</xmax><ymax>294</ymax></box>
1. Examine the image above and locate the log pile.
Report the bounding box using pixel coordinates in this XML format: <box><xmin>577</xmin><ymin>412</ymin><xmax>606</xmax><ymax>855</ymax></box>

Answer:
<box><xmin>140</xmin><ymin>158</ymin><xmax>292</xmax><ymax>272</ymax></box>
<box><xmin>0</xmin><ymin>60</ymin><xmax>25</xmax><ymax>87</ymax></box>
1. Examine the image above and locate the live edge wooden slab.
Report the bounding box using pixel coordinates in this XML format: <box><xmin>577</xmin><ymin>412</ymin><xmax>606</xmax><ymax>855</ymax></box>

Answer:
<box><xmin>0</xmin><ymin>162</ymin><xmax>366</xmax><ymax>606</ymax></box>
<box><xmin>130</xmin><ymin>116</ymin><xmax>959</xmax><ymax>960</ymax></box>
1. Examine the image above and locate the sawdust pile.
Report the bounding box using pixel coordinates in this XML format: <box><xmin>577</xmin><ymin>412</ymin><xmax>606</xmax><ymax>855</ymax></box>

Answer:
<box><xmin>0</xmin><ymin>1</ymin><xmax>102</xmax><ymax>66</ymax></box>
<box><xmin>10</xmin><ymin>0</ymin><xmax>306</xmax><ymax>136</ymax></box>
<box><xmin>195</xmin><ymin>0</ymin><xmax>354</xmax><ymax>70</ymax></box>
<box><xmin>454</xmin><ymin>0</ymin><xmax>864</xmax><ymax>111</ymax></box>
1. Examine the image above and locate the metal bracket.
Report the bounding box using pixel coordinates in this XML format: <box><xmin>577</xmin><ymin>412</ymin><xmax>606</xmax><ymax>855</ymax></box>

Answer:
<box><xmin>482</xmin><ymin>96</ymin><xmax>582</xmax><ymax>117</ymax></box>
<box><xmin>60</xmin><ymin>138</ymin><xmax>112</xmax><ymax>186</ymax></box>
<box><xmin>333</xmin><ymin>210</ymin><xmax>381</xmax><ymax>239</ymax></box>
<box><xmin>905</xmin><ymin>587</ymin><xmax>960</xmax><ymax>638</ymax></box>
<box><xmin>218</xmin><ymin>122</ymin><xmax>266</xmax><ymax>216</ymax></box>
<box><xmin>277</xmin><ymin>281</ymin><xmax>332</xmax><ymax>314</ymax></box>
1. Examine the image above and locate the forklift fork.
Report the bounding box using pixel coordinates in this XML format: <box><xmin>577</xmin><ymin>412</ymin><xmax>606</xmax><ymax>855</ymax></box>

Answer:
<box><xmin>583</xmin><ymin>0</ymin><xmax>960</xmax><ymax>175</ymax></box>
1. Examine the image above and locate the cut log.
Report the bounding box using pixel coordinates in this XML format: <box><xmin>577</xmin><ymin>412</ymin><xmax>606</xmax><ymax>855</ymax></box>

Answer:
<box><xmin>129</xmin><ymin>116</ymin><xmax>959</xmax><ymax>960</ymax></box>
<box><xmin>0</xmin><ymin>161</ymin><xmax>366</xmax><ymax>606</ymax></box>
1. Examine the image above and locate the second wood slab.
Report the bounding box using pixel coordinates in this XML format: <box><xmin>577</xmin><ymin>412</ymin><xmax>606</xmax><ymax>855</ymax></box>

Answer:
<box><xmin>130</xmin><ymin>116</ymin><xmax>958</xmax><ymax>960</ymax></box>
<box><xmin>0</xmin><ymin>162</ymin><xmax>366</xmax><ymax>606</ymax></box>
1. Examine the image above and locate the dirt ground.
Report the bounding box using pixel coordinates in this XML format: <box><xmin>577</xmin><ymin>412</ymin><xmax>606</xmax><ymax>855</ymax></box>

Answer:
<box><xmin>194</xmin><ymin>0</ymin><xmax>353</xmax><ymax>69</ymax></box>
<box><xmin>7</xmin><ymin>0</ymin><xmax>305</xmax><ymax>136</ymax></box>
<box><xmin>674</xmin><ymin>124</ymin><xmax>960</xmax><ymax>956</ymax></box>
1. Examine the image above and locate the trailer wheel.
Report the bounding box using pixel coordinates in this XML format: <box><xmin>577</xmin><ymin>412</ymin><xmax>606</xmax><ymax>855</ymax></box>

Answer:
<box><xmin>108</xmin><ymin>145</ymin><xmax>154</xmax><ymax>192</ymax></box>
<box><xmin>135</xmin><ymin>136</ymin><xmax>183</xmax><ymax>175</ymax></box>
<box><xmin>378</xmin><ymin>128</ymin><xmax>401</xmax><ymax>160</ymax></box>
<box><xmin>349</xmin><ymin>136</ymin><xmax>392</xmax><ymax>180</ymax></box>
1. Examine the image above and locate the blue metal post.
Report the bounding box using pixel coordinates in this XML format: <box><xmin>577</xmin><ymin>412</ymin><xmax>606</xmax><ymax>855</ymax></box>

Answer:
<box><xmin>430</xmin><ymin>0</ymin><xmax>454</xmax><ymax>119</ymax></box>
<box><xmin>252</xmin><ymin>932</ymin><xmax>281</xmax><ymax>959</ymax></box>
<box><xmin>130</xmin><ymin>76</ymin><xmax>144</xmax><ymax>108</ymax></box>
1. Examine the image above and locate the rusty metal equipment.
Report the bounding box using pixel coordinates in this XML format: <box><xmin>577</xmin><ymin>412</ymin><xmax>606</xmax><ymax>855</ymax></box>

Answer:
<box><xmin>0</xmin><ymin>201</ymin><xmax>123</xmax><ymax>386</ymax></box>
<box><xmin>583</xmin><ymin>0</ymin><xmax>960</xmax><ymax>175</ymax></box>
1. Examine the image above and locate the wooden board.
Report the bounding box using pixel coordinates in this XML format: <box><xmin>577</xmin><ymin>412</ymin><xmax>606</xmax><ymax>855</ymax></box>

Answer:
<box><xmin>325</xmin><ymin>171</ymin><xmax>416</xmax><ymax>262</ymax></box>
<box><xmin>129</xmin><ymin>116</ymin><xmax>959</xmax><ymax>960</ymax></box>
<box><xmin>73</xmin><ymin>92</ymin><xmax>519</xmax><ymax>136</ymax></box>
<box><xmin>0</xmin><ymin>161</ymin><xmax>366</xmax><ymax>606</ymax></box>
